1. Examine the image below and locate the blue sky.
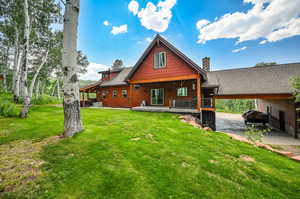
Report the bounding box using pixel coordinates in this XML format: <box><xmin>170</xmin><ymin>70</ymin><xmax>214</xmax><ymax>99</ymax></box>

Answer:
<box><xmin>78</xmin><ymin>0</ymin><xmax>300</xmax><ymax>80</ymax></box>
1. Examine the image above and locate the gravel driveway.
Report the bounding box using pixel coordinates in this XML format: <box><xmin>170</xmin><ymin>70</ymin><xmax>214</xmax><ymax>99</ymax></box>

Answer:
<box><xmin>216</xmin><ymin>112</ymin><xmax>300</xmax><ymax>146</ymax></box>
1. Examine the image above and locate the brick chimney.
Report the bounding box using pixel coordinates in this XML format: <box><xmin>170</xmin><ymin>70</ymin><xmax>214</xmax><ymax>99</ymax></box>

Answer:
<box><xmin>202</xmin><ymin>57</ymin><xmax>210</xmax><ymax>72</ymax></box>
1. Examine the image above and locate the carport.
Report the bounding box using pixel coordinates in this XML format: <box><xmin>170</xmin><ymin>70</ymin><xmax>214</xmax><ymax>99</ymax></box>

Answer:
<box><xmin>204</xmin><ymin>63</ymin><xmax>300</xmax><ymax>138</ymax></box>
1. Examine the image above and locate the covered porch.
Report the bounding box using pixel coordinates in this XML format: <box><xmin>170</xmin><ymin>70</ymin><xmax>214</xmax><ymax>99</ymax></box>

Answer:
<box><xmin>79</xmin><ymin>81</ymin><xmax>101</xmax><ymax>107</ymax></box>
<box><xmin>129</xmin><ymin>75</ymin><xmax>216</xmax><ymax>112</ymax></box>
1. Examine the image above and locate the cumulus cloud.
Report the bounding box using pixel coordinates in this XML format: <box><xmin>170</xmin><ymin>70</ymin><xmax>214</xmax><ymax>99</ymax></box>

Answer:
<box><xmin>103</xmin><ymin>20</ymin><xmax>110</xmax><ymax>26</ymax></box>
<box><xmin>128</xmin><ymin>0</ymin><xmax>139</xmax><ymax>15</ymax></box>
<box><xmin>129</xmin><ymin>0</ymin><xmax>177</xmax><ymax>32</ymax></box>
<box><xmin>79</xmin><ymin>63</ymin><xmax>109</xmax><ymax>81</ymax></box>
<box><xmin>232</xmin><ymin>46</ymin><xmax>247</xmax><ymax>53</ymax></box>
<box><xmin>111</xmin><ymin>24</ymin><xmax>128</xmax><ymax>35</ymax></box>
<box><xmin>196</xmin><ymin>0</ymin><xmax>300</xmax><ymax>44</ymax></box>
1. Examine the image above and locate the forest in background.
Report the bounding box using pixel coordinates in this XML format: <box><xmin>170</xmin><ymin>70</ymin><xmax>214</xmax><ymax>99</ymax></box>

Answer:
<box><xmin>215</xmin><ymin>99</ymin><xmax>256</xmax><ymax>114</ymax></box>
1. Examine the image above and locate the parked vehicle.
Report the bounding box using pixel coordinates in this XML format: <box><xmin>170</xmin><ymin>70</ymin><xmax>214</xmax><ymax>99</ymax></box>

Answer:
<box><xmin>242</xmin><ymin>110</ymin><xmax>269</xmax><ymax>125</ymax></box>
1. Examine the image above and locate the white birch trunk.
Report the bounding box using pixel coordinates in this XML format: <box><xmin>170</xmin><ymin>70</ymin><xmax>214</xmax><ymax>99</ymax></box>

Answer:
<box><xmin>57</xmin><ymin>77</ymin><xmax>61</xmax><ymax>99</ymax></box>
<box><xmin>29</xmin><ymin>51</ymin><xmax>48</xmax><ymax>98</ymax></box>
<box><xmin>62</xmin><ymin>0</ymin><xmax>83</xmax><ymax>137</ymax></box>
<box><xmin>51</xmin><ymin>81</ymin><xmax>56</xmax><ymax>96</ymax></box>
<box><xmin>12</xmin><ymin>27</ymin><xmax>22</xmax><ymax>102</ymax></box>
<box><xmin>36</xmin><ymin>79</ymin><xmax>40</xmax><ymax>98</ymax></box>
<box><xmin>2</xmin><ymin>47</ymin><xmax>9</xmax><ymax>92</ymax></box>
<box><xmin>20</xmin><ymin>0</ymin><xmax>31</xmax><ymax>118</ymax></box>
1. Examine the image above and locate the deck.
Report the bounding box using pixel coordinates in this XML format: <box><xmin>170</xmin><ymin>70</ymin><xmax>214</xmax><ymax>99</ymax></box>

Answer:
<box><xmin>132</xmin><ymin>106</ymin><xmax>199</xmax><ymax>114</ymax></box>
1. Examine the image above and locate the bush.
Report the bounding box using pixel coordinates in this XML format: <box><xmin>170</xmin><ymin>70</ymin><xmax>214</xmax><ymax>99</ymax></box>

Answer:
<box><xmin>31</xmin><ymin>95</ymin><xmax>62</xmax><ymax>105</ymax></box>
<box><xmin>0</xmin><ymin>94</ymin><xmax>19</xmax><ymax>117</ymax></box>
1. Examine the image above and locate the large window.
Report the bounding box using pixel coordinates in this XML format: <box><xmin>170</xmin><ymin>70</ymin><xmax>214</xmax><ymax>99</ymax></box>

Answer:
<box><xmin>154</xmin><ymin>52</ymin><xmax>166</xmax><ymax>69</ymax></box>
<box><xmin>151</xmin><ymin>88</ymin><xmax>164</xmax><ymax>105</ymax></box>
<box><xmin>177</xmin><ymin>87</ymin><xmax>188</xmax><ymax>97</ymax></box>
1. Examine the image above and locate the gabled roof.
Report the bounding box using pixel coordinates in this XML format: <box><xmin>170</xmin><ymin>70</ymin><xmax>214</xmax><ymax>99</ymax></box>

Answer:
<box><xmin>101</xmin><ymin>67</ymin><xmax>133</xmax><ymax>87</ymax></box>
<box><xmin>125</xmin><ymin>34</ymin><xmax>207</xmax><ymax>81</ymax></box>
<box><xmin>203</xmin><ymin>63</ymin><xmax>300</xmax><ymax>95</ymax></box>
<box><xmin>80</xmin><ymin>81</ymin><xmax>102</xmax><ymax>92</ymax></box>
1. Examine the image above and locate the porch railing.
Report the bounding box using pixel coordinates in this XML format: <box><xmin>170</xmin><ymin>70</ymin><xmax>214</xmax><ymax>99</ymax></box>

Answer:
<box><xmin>171</xmin><ymin>97</ymin><xmax>214</xmax><ymax>109</ymax></box>
<box><xmin>202</xmin><ymin>98</ymin><xmax>214</xmax><ymax>108</ymax></box>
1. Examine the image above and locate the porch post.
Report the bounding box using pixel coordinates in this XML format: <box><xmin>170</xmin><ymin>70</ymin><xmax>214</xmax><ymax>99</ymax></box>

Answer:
<box><xmin>130</xmin><ymin>84</ymin><xmax>134</xmax><ymax>107</ymax></box>
<box><xmin>197</xmin><ymin>74</ymin><xmax>201</xmax><ymax>111</ymax></box>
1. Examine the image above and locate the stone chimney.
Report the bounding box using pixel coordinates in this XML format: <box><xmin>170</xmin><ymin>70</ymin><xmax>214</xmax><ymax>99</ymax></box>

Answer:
<box><xmin>202</xmin><ymin>57</ymin><xmax>210</xmax><ymax>72</ymax></box>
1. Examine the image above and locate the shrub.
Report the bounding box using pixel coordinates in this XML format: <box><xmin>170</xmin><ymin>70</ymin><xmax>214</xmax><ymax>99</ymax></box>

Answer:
<box><xmin>0</xmin><ymin>101</ymin><xmax>19</xmax><ymax>117</ymax></box>
<box><xmin>31</xmin><ymin>95</ymin><xmax>62</xmax><ymax>105</ymax></box>
<box><xmin>245</xmin><ymin>125</ymin><xmax>271</xmax><ymax>144</ymax></box>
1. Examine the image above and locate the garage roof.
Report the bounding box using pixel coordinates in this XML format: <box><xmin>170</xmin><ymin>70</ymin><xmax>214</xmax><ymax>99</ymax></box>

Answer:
<box><xmin>202</xmin><ymin>63</ymin><xmax>300</xmax><ymax>95</ymax></box>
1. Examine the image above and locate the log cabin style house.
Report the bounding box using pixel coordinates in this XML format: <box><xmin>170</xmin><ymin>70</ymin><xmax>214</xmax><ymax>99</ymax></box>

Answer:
<box><xmin>80</xmin><ymin>34</ymin><xmax>300</xmax><ymax>137</ymax></box>
<box><xmin>81</xmin><ymin>34</ymin><xmax>216</xmax><ymax>129</ymax></box>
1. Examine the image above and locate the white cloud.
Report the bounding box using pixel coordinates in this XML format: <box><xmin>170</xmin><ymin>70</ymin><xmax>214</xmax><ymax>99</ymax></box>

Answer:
<box><xmin>196</xmin><ymin>0</ymin><xmax>300</xmax><ymax>44</ymax></box>
<box><xmin>79</xmin><ymin>62</ymin><xmax>109</xmax><ymax>81</ymax></box>
<box><xmin>129</xmin><ymin>0</ymin><xmax>177</xmax><ymax>32</ymax></box>
<box><xmin>111</xmin><ymin>24</ymin><xmax>128</xmax><ymax>35</ymax></box>
<box><xmin>196</xmin><ymin>19</ymin><xmax>210</xmax><ymax>30</ymax></box>
<box><xmin>232</xmin><ymin>46</ymin><xmax>247</xmax><ymax>53</ymax></box>
<box><xmin>146</xmin><ymin>37</ymin><xmax>153</xmax><ymax>42</ymax></box>
<box><xmin>128</xmin><ymin>0</ymin><xmax>139</xmax><ymax>15</ymax></box>
<box><xmin>103</xmin><ymin>20</ymin><xmax>110</xmax><ymax>26</ymax></box>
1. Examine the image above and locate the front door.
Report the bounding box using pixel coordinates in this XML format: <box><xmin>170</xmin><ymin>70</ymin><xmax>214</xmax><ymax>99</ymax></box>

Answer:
<box><xmin>279</xmin><ymin>111</ymin><xmax>285</xmax><ymax>131</ymax></box>
<box><xmin>151</xmin><ymin>88</ymin><xmax>164</xmax><ymax>105</ymax></box>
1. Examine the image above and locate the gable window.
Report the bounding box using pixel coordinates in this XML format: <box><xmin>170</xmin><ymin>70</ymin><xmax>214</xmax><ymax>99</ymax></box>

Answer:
<box><xmin>122</xmin><ymin>89</ymin><xmax>127</xmax><ymax>97</ymax></box>
<box><xmin>154</xmin><ymin>52</ymin><xmax>166</xmax><ymax>69</ymax></box>
<box><xmin>177</xmin><ymin>87</ymin><xmax>188</xmax><ymax>97</ymax></box>
<box><xmin>113</xmin><ymin>90</ymin><xmax>117</xmax><ymax>97</ymax></box>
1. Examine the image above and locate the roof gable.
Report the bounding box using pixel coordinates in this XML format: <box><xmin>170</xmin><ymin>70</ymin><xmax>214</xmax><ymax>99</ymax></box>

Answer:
<box><xmin>126</xmin><ymin>34</ymin><xmax>207</xmax><ymax>81</ymax></box>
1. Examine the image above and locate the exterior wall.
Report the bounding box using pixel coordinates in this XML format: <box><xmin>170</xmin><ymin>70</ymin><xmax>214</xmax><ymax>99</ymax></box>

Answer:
<box><xmin>257</xmin><ymin>99</ymin><xmax>296</xmax><ymax>136</ymax></box>
<box><xmin>131</xmin><ymin>80</ymin><xmax>197</xmax><ymax>107</ymax></box>
<box><xmin>131</xmin><ymin>43</ymin><xmax>198</xmax><ymax>81</ymax></box>
<box><xmin>101</xmin><ymin>71</ymin><xmax>119</xmax><ymax>82</ymax></box>
<box><xmin>97</xmin><ymin>85</ymin><xmax>131</xmax><ymax>108</ymax></box>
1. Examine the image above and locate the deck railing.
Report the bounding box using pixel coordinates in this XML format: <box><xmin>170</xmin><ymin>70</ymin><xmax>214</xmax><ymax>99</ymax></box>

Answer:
<box><xmin>171</xmin><ymin>97</ymin><xmax>214</xmax><ymax>109</ymax></box>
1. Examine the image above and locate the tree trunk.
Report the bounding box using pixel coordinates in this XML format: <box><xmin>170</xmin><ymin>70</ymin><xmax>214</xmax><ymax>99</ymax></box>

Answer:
<box><xmin>41</xmin><ymin>81</ymin><xmax>46</xmax><ymax>96</ymax></box>
<box><xmin>12</xmin><ymin>27</ymin><xmax>21</xmax><ymax>103</ymax></box>
<box><xmin>51</xmin><ymin>81</ymin><xmax>56</xmax><ymax>96</ymax></box>
<box><xmin>62</xmin><ymin>0</ymin><xmax>83</xmax><ymax>137</ymax></box>
<box><xmin>20</xmin><ymin>0</ymin><xmax>31</xmax><ymax>118</ymax></box>
<box><xmin>29</xmin><ymin>51</ymin><xmax>48</xmax><ymax>98</ymax></box>
<box><xmin>57</xmin><ymin>77</ymin><xmax>61</xmax><ymax>99</ymax></box>
<box><xmin>2</xmin><ymin>47</ymin><xmax>9</xmax><ymax>92</ymax></box>
<box><xmin>35</xmin><ymin>79</ymin><xmax>40</xmax><ymax>98</ymax></box>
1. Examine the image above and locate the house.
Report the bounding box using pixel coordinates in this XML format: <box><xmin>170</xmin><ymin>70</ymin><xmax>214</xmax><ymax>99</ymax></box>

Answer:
<box><xmin>80</xmin><ymin>34</ymin><xmax>300</xmax><ymax>137</ymax></box>
<box><xmin>0</xmin><ymin>74</ymin><xmax>3</xmax><ymax>81</ymax></box>
<box><xmin>80</xmin><ymin>34</ymin><xmax>216</xmax><ymax>129</ymax></box>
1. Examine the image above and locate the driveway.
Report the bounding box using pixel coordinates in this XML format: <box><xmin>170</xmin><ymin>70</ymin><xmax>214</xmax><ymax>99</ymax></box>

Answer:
<box><xmin>216</xmin><ymin>112</ymin><xmax>300</xmax><ymax>146</ymax></box>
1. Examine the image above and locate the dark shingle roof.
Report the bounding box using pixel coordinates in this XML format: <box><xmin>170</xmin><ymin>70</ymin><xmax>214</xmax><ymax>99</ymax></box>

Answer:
<box><xmin>203</xmin><ymin>63</ymin><xmax>300</xmax><ymax>95</ymax></box>
<box><xmin>101</xmin><ymin>67</ymin><xmax>133</xmax><ymax>87</ymax></box>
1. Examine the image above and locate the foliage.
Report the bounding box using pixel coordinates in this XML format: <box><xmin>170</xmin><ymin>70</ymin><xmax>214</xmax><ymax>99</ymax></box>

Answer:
<box><xmin>31</xmin><ymin>95</ymin><xmax>62</xmax><ymax>105</ymax></box>
<box><xmin>216</xmin><ymin>99</ymin><xmax>255</xmax><ymax>113</ymax></box>
<box><xmin>255</xmin><ymin>62</ymin><xmax>277</xmax><ymax>67</ymax></box>
<box><xmin>0</xmin><ymin>93</ymin><xmax>19</xmax><ymax>117</ymax></box>
<box><xmin>290</xmin><ymin>76</ymin><xmax>300</xmax><ymax>102</ymax></box>
<box><xmin>1</xmin><ymin>106</ymin><xmax>300</xmax><ymax>198</ymax></box>
<box><xmin>245</xmin><ymin>125</ymin><xmax>271</xmax><ymax>144</ymax></box>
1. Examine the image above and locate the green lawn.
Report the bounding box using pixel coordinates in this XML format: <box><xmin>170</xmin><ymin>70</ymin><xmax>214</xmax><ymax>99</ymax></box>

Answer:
<box><xmin>1</xmin><ymin>106</ymin><xmax>300</xmax><ymax>199</ymax></box>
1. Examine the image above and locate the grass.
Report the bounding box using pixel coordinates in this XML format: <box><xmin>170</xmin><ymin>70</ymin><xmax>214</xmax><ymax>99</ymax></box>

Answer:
<box><xmin>0</xmin><ymin>106</ymin><xmax>300</xmax><ymax>198</ymax></box>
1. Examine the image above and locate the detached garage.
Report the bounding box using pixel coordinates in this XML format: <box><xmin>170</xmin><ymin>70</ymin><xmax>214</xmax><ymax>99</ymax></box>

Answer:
<box><xmin>203</xmin><ymin>63</ymin><xmax>300</xmax><ymax>138</ymax></box>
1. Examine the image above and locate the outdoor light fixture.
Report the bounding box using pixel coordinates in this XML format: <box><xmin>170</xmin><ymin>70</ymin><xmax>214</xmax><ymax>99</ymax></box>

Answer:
<box><xmin>192</xmin><ymin>83</ymin><xmax>195</xmax><ymax>90</ymax></box>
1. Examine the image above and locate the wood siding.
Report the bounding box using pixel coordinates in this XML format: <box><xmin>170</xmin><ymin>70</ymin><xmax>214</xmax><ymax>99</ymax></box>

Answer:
<box><xmin>97</xmin><ymin>86</ymin><xmax>131</xmax><ymax>108</ymax></box>
<box><xmin>130</xmin><ymin>43</ymin><xmax>198</xmax><ymax>81</ymax></box>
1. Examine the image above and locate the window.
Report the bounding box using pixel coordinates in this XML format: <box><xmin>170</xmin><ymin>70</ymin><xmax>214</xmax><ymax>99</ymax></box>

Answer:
<box><xmin>177</xmin><ymin>87</ymin><xmax>188</xmax><ymax>97</ymax></box>
<box><xmin>113</xmin><ymin>90</ymin><xmax>117</xmax><ymax>97</ymax></box>
<box><xmin>122</xmin><ymin>89</ymin><xmax>127</xmax><ymax>97</ymax></box>
<box><xmin>154</xmin><ymin>52</ymin><xmax>166</xmax><ymax>68</ymax></box>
